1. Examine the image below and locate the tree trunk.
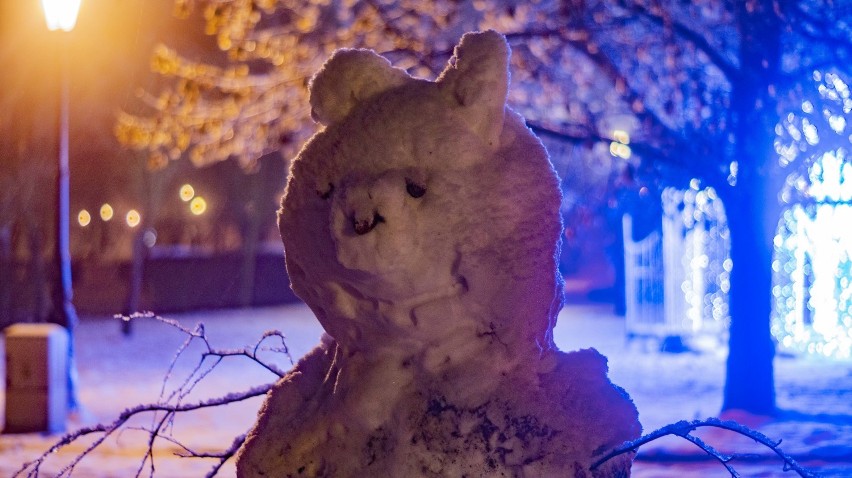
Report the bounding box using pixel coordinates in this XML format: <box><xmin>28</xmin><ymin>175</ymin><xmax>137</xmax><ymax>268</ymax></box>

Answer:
<box><xmin>238</xmin><ymin>221</ymin><xmax>260</xmax><ymax>308</ymax></box>
<box><xmin>723</xmin><ymin>187</ymin><xmax>776</xmax><ymax>414</ymax></box>
<box><xmin>722</xmin><ymin>0</ymin><xmax>783</xmax><ymax>415</ymax></box>
<box><xmin>122</xmin><ymin>228</ymin><xmax>148</xmax><ymax>336</ymax></box>
<box><xmin>238</xmin><ymin>194</ymin><xmax>262</xmax><ymax>308</ymax></box>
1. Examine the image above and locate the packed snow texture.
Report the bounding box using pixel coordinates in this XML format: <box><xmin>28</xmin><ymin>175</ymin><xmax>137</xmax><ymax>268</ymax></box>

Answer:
<box><xmin>236</xmin><ymin>31</ymin><xmax>641</xmax><ymax>477</ymax></box>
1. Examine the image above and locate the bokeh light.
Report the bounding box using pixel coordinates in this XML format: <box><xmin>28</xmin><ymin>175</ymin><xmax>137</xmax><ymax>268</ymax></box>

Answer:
<box><xmin>771</xmin><ymin>69</ymin><xmax>851</xmax><ymax>359</ymax></box>
<box><xmin>663</xmin><ymin>186</ymin><xmax>730</xmax><ymax>335</ymax></box>
<box><xmin>609</xmin><ymin>142</ymin><xmax>632</xmax><ymax>159</ymax></box>
<box><xmin>100</xmin><ymin>204</ymin><xmax>114</xmax><ymax>221</ymax></box>
<box><xmin>143</xmin><ymin>229</ymin><xmax>158</xmax><ymax>248</ymax></box>
<box><xmin>612</xmin><ymin>130</ymin><xmax>630</xmax><ymax>144</ymax></box>
<box><xmin>190</xmin><ymin>196</ymin><xmax>207</xmax><ymax>215</ymax></box>
<box><xmin>77</xmin><ymin>210</ymin><xmax>91</xmax><ymax>227</ymax></box>
<box><xmin>772</xmin><ymin>150</ymin><xmax>852</xmax><ymax>359</ymax></box>
<box><xmin>126</xmin><ymin>209</ymin><xmax>141</xmax><ymax>228</ymax></box>
<box><xmin>609</xmin><ymin>130</ymin><xmax>632</xmax><ymax>159</ymax></box>
<box><xmin>179</xmin><ymin>184</ymin><xmax>195</xmax><ymax>202</ymax></box>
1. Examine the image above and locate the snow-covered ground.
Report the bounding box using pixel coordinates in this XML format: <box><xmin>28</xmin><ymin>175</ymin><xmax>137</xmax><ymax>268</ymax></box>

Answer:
<box><xmin>1</xmin><ymin>302</ymin><xmax>850</xmax><ymax>477</ymax></box>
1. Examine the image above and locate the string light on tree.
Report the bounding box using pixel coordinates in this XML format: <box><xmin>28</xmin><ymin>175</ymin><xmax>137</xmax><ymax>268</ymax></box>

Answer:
<box><xmin>609</xmin><ymin>130</ymin><xmax>632</xmax><ymax>159</ymax></box>
<box><xmin>771</xmin><ymin>70</ymin><xmax>852</xmax><ymax>359</ymax></box>
<box><xmin>772</xmin><ymin>150</ymin><xmax>852</xmax><ymax>359</ymax></box>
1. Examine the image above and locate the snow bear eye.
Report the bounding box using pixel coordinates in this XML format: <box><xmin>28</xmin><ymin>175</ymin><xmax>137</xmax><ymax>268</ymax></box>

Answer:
<box><xmin>405</xmin><ymin>178</ymin><xmax>426</xmax><ymax>198</ymax></box>
<box><xmin>318</xmin><ymin>183</ymin><xmax>335</xmax><ymax>200</ymax></box>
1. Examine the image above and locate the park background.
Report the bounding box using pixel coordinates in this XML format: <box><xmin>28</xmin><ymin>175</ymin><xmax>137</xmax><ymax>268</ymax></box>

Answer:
<box><xmin>1</xmin><ymin>0</ymin><xmax>850</xmax><ymax>476</ymax></box>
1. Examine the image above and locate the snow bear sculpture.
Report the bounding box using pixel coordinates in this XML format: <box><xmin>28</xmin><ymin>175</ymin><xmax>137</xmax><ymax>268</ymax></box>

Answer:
<box><xmin>237</xmin><ymin>31</ymin><xmax>641</xmax><ymax>477</ymax></box>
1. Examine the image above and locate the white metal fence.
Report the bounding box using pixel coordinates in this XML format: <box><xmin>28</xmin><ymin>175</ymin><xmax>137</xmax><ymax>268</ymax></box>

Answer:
<box><xmin>623</xmin><ymin>186</ymin><xmax>730</xmax><ymax>349</ymax></box>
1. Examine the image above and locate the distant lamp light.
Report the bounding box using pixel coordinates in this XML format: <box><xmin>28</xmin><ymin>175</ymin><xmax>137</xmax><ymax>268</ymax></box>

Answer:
<box><xmin>100</xmin><ymin>203</ymin><xmax>114</xmax><ymax>221</ymax></box>
<box><xmin>77</xmin><ymin>209</ymin><xmax>91</xmax><ymax>227</ymax></box>
<box><xmin>609</xmin><ymin>142</ymin><xmax>632</xmax><ymax>159</ymax></box>
<box><xmin>126</xmin><ymin>209</ymin><xmax>141</xmax><ymax>228</ymax></box>
<box><xmin>40</xmin><ymin>0</ymin><xmax>83</xmax><ymax>32</ymax></box>
<box><xmin>179</xmin><ymin>184</ymin><xmax>195</xmax><ymax>202</ymax></box>
<box><xmin>142</xmin><ymin>229</ymin><xmax>157</xmax><ymax>248</ymax></box>
<box><xmin>609</xmin><ymin>129</ymin><xmax>632</xmax><ymax>159</ymax></box>
<box><xmin>612</xmin><ymin>130</ymin><xmax>630</xmax><ymax>144</ymax></box>
<box><xmin>190</xmin><ymin>196</ymin><xmax>207</xmax><ymax>215</ymax></box>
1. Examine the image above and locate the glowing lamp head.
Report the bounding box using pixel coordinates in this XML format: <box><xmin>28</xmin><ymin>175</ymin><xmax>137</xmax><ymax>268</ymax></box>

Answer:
<box><xmin>40</xmin><ymin>0</ymin><xmax>83</xmax><ymax>32</ymax></box>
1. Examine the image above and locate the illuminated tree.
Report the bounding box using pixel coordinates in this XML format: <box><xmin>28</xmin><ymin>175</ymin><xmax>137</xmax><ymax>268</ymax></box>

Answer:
<box><xmin>771</xmin><ymin>71</ymin><xmax>852</xmax><ymax>359</ymax></box>
<box><xmin>118</xmin><ymin>0</ymin><xmax>852</xmax><ymax>415</ymax></box>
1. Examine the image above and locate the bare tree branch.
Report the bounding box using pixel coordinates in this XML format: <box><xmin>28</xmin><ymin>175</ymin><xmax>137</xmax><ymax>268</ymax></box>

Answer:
<box><xmin>204</xmin><ymin>433</ymin><xmax>248</xmax><ymax>478</ymax></box>
<box><xmin>158</xmin><ymin>431</ymin><xmax>247</xmax><ymax>477</ymax></box>
<box><xmin>13</xmin><ymin>312</ymin><xmax>287</xmax><ymax>478</ymax></box>
<box><xmin>788</xmin><ymin>2</ymin><xmax>852</xmax><ymax>53</ymax></box>
<box><xmin>621</xmin><ymin>0</ymin><xmax>741</xmax><ymax>81</ymax></box>
<box><xmin>13</xmin><ymin>384</ymin><xmax>272</xmax><ymax>478</ymax></box>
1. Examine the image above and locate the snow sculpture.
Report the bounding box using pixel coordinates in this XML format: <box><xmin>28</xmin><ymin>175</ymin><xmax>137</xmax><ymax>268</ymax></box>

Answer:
<box><xmin>237</xmin><ymin>31</ymin><xmax>641</xmax><ymax>477</ymax></box>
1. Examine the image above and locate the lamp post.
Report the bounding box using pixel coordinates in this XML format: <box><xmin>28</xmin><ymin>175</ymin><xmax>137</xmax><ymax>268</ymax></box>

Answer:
<box><xmin>41</xmin><ymin>0</ymin><xmax>83</xmax><ymax>411</ymax></box>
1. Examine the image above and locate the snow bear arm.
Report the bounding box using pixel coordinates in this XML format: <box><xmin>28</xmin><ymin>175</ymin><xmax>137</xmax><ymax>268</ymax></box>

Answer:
<box><xmin>236</xmin><ymin>338</ymin><xmax>338</xmax><ymax>476</ymax></box>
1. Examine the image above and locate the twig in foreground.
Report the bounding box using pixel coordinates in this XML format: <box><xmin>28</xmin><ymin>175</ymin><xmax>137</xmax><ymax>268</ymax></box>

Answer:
<box><xmin>13</xmin><ymin>312</ymin><xmax>289</xmax><ymax>478</ymax></box>
<box><xmin>590</xmin><ymin>417</ymin><xmax>819</xmax><ymax>478</ymax></box>
<box><xmin>13</xmin><ymin>384</ymin><xmax>272</xmax><ymax>478</ymax></box>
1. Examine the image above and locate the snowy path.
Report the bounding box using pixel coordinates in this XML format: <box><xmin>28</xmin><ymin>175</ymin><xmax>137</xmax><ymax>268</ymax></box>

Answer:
<box><xmin>1</xmin><ymin>302</ymin><xmax>850</xmax><ymax>477</ymax></box>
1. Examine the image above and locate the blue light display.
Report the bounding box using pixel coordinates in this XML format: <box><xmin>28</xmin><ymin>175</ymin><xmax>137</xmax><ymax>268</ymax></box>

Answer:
<box><xmin>772</xmin><ymin>71</ymin><xmax>852</xmax><ymax>359</ymax></box>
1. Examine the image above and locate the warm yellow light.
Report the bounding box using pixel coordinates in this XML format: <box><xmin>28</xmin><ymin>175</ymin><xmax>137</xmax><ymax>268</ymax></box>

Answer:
<box><xmin>190</xmin><ymin>196</ymin><xmax>207</xmax><ymax>215</ymax></box>
<box><xmin>40</xmin><ymin>0</ymin><xmax>83</xmax><ymax>32</ymax></box>
<box><xmin>100</xmin><ymin>204</ymin><xmax>114</xmax><ymax>221</ymax></box>
<box><xmin>126</xmin><ymin>209</ymin><xmax>141</xmax><ymax>228</ymax></box>
<box><xmin>612</xmin><ymin>130</ymin><xmax>630</xmax><ymax>144</ymax></box>
<box><xmin>179</xmin><ymin>184</ymin><xmax>195</xmax><ymax>202</ymax></box>
<box><xmin>609</xmin><ymin>142</ymin><xmax>632</xmax><ymax>159</ymax></box>
<box><xmin>77</xmin><ymin>209</ymin><xmax>91</xmax><ymax>227</ymax></box>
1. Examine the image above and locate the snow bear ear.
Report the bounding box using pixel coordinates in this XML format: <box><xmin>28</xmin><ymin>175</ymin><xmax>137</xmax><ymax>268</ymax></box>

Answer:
<box><xmin>309</xmin><ymin>49</ymin><xmax>410</xmax><ymax>125</ymax></box>
<box><xmin>437</xmin><ymin>31</ymin><xmax>510</xmax><ymax>148</ymax></box>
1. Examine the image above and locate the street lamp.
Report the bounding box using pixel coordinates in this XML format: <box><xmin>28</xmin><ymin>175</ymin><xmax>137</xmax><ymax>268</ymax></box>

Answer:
<box><xmin>41</xmin><ymin>0</ymin><xmax>83</xmax><ymax>411</ymax></box>
<box><xmin>41</xmin><ymin>0</ymin><xmax>82</xmax><ymax>31</ymax></box>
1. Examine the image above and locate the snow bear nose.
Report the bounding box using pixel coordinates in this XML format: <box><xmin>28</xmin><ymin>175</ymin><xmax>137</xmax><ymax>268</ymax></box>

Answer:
<box><xmin>353</xmin><ymin>211</ymin><xmax>385</xmax><ymax>235</ymax></box>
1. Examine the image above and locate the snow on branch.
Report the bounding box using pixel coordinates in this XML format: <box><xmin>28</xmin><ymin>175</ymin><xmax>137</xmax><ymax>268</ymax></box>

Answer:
<box><xmin>13</xmin><ymin>313</ymin><xmax>291</xmax><ymax>478</ymax></box>
<box><xmin>590</xmin><ymin>418</ymin><xmax>819</xmax><ymax>478</ymax></box>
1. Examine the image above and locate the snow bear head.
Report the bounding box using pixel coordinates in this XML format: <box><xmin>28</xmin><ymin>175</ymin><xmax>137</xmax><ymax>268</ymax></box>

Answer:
<box><xmin>279</xmin><ymin>31</ymin><xmax>564</xmax><ymax>356</ymax></box>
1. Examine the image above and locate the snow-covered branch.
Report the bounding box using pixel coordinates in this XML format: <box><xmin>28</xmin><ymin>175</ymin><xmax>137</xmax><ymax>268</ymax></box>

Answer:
<box><xmin>590</xmin><ymin>418</ymin><xmax>819</xmax><ymax>478</ymax></box>
<box><xmin>13</xmin><ymin>313</ymin><xmax>289</xmax><ymax>478</ymax></box>
<box><xmin>13</xmin><ymin>385</ymin><xmax>271</xmax><ymax>478</ymax></box>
